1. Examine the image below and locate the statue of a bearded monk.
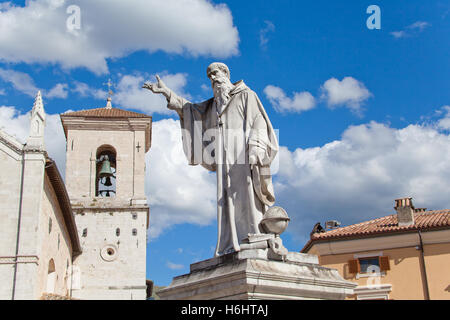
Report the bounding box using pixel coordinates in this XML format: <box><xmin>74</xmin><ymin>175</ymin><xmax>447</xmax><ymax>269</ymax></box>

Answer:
<box><xmin>143</xmin><ymin>63</ymin><xmax>278</xmax><ymax>257</ymax></box>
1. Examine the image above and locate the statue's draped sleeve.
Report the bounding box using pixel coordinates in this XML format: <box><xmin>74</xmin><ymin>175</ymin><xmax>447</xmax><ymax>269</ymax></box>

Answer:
<box><xmin>245</xmin><ymin>90</ymin><xmax>278</xmax><ymax>206</ymax></box>
<box><xmin>167</xmin><ymin>92</ymin><xmax>216</xmax><ymax>172</ymax></box>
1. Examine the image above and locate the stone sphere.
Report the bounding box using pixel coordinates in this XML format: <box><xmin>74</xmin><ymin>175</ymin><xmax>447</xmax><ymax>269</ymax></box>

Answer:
<box><xmin>261</xmin><ymin>206</ymin><xmax>290</xmax><ymax>235</ymax></box>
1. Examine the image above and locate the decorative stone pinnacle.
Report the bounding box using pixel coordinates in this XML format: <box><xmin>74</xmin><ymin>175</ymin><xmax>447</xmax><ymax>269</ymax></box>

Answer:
<box><xmin>32</xmin><ymin>90</ymin><xmax>44</xmax><ymax>113</ymax></box>
<box><xmin>26</xmin><ymin>90</ymin><xmax>46</xmax><ymax>150</ymax></box>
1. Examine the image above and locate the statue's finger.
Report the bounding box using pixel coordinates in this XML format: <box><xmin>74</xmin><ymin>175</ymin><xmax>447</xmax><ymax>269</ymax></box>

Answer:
<box><xmin>155</xmin><ymin>75</ymin><xmax>161</xmax><ymax>82</ymax></box>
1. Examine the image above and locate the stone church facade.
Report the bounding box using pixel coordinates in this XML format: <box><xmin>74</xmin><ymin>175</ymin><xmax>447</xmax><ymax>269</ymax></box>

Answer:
<box><xmin>0</xmin><ymin>92</ymin><xmax>81</xmax><ymax>299</ymax></box>
<box><xmin>0</xmin><ymin>92</ymin><xmax>152</xmax><ymax>300</ymax></box>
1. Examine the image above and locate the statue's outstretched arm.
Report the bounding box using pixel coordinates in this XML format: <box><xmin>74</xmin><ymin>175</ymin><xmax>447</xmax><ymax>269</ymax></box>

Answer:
<box><xmin>143</xmin><ymin>75</ymin><xmax>189</xmax><ymax>115</ymax></box>
<box><xmin>142</xmin><ymin>75</ymin><xmax>171</xmax><ymax>100</ymax></box>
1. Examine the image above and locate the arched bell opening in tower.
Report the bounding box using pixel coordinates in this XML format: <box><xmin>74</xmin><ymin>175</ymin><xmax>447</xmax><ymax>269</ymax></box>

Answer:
<box><xmin>95</xmin><ymin>146</ymin><xmax>117</xmax><ymax>197</ymax></box>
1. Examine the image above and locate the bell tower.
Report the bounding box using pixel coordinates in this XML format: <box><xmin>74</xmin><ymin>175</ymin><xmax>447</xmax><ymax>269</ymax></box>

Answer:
<box><xmin>60</xmin><ymin>98</ymin><xmax>152</xmax><ymax>300</ymax></box>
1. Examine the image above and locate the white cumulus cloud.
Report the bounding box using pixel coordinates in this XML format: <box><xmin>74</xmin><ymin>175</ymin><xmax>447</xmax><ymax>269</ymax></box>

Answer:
<box><xmin>47</xmin><ymin>83</ymin><xmax>68</xmax><ymax>99</ymax></box>
<box><xmin>0</xmin><ymin>68</ymin><xmax>39</xmax><ymax>97</ymax></box>
<box><xmin>71</xmin><ymin>81</ymin><xmax>107</xmax><ymax>100</ymax></box>
<box><xmin>146</xmin><ymin>119</ymin><xmax>216</xmax><ymax>240</ymax></box>
<box><xmin>115</xmin><ymin>72</ymin><xmax>190</xmax><ymax>115</ymax></box>
<box><xmin>275</xmin><ymin>119</ymin><xmax>450</xmax><ymax>245</ymax></box>
<box><xmin>437</xmin><ymin>106</ymin><xmax>450</xmax><ymax>130</ymax></box>
<box><xmin>320</xmin><ymin>77</ymin><xmax>372</xmax><ymax>114</ymax></box>
<box><xmin>264</xmin><ymin>85</ymin><xmax>316</xmax><ymax>114</ymax></box>
<box><xmin>0</xmin><ymin>0</ymin><xmax>239</xmax><ymax>74</ymax></box>
<box><xmin>0</xmin><ymin>68</ymin><xmax>69</xmax><ymax>99</ymax></box>
<box><xmin>68</xmin><ymin>72</ymin><xmax>190</xmax><ymax>115</ymax></box>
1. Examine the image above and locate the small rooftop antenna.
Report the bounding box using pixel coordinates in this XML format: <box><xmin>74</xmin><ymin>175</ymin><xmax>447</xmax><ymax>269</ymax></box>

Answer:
<box><xmin>325</xmin><ymin>220</ymin><xmax>341</xmax><ymax>230</ymax></box>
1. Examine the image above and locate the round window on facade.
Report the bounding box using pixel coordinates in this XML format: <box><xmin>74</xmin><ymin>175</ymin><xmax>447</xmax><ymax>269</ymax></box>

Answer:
<box><xmin>100</xmin><ymin>245</ymin><xmax>118</xmax><ymax>262</ymax></box>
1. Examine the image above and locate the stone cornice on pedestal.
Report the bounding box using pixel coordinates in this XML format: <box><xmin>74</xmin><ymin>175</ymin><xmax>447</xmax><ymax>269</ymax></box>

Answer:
<box><xmin>158</xmin><ymin>250</ymin><xmax>356</xmax><ymax>300</ymax></box>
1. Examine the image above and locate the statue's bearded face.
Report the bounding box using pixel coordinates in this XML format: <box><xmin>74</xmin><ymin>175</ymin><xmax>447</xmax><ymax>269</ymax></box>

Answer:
<box><xmin>209</xmin><ymin>68</ymin><xmax>233</xmax><ymax>109</ymax></box>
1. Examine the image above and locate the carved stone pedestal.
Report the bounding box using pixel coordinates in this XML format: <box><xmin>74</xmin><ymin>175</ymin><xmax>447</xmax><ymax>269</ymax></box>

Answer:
<box><xmin>157</xmin><ymin>250</ymin><xmax>356</xmax><ymax>300</ymax></box>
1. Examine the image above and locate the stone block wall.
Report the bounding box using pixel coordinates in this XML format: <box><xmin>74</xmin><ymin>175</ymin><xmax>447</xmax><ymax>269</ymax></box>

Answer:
<box><xmin>35</xmin><ymin>174</ymin><xmax>75</xmax><ymax>298</ymax></box>
<box><xmin>71</xmin><ymin>207</ymin><xmax>148</xmax><ymax>300</ymax></box>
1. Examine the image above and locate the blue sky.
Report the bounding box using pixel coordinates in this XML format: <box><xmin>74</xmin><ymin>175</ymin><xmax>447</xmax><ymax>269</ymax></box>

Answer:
<box><xmin>0</xmin><ymin>0</ymin><xmax>449</xmax><ymax>286</ymax></box>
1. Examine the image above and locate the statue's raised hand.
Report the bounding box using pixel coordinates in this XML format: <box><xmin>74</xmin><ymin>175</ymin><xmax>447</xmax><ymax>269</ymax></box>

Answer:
<box><xmin>142</xmin><ymin>75</ymin><xmax>170</xmax><ymax>99</ymax></box>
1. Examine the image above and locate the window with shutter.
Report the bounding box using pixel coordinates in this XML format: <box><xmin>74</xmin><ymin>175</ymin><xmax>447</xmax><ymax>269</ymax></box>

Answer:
<box><xmin>359</xmin><ymin>257</ymin><xmax>380</xmax><ymax>273</ymax></box>
<box><xmin>379</xmin><ymin>256</ymin><xmax>390</xmax><ymax>271</ymax></box>
<box><xmin>353</xmin><ymin>252</ymin><xmax>388</xmax><ymax>279</ymax></box>
<box><xmin>348</xmin><ymin>259</ymin><xmax>360</xmax><ymax>274</ymax></box>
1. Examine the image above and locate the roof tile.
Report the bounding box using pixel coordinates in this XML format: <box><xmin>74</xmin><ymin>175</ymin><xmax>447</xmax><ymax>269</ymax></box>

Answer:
<box><xmin>62</xmin><ymin>107</ymin><xmax>151</xmax><ymax>118</ymax></box>
<box><xmin>310</xmin><ymin>210</ymin><xmax>450</xmax><ymax>241</ymax></box>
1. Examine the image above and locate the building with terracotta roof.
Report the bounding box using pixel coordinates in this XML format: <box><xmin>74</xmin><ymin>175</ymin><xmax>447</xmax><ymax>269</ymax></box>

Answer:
<box><xmin>301</xmin><ymin>197</ymin><xmax>450</xmax><ymax>300</ymax></box>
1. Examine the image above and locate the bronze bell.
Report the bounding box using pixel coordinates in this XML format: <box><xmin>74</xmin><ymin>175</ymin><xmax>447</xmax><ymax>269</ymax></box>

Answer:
<box><xmin>99</xmin><ymin>156</ymin><xmax>114</xmax><ymax>179</ymax></box>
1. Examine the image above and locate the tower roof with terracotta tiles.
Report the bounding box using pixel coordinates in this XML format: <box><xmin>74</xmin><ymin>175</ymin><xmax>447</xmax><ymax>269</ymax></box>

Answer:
<box><xmin>60</xmin><ymin>98</ymin><xmax>152</xmax><ymax>151</ymax></box>
<box><xmin>61</xmin><ymin>96</ymin><xmax>151</xmax><ymax>119</ymax></box>
<box><xmin>61</xmin><ymin>107</ymin><xmax>151</xmax><ymax>119</ymax></box>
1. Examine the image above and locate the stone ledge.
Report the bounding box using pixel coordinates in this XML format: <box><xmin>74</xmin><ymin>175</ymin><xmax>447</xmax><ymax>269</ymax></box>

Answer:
<box><xmin>190</xmin><ymin>250</ymin><xmax>319</xmax><ymax>273</ymax></box>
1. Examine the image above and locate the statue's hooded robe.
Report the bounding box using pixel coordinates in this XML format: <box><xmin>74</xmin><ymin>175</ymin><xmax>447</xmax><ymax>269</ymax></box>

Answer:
<box><xmin>168</xmin><ymin>80</ymin><xmax>279</xmax><ymax>256</ymax></box>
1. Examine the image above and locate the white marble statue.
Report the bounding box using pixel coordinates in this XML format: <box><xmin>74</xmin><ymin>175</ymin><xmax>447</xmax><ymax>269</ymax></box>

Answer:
<box><xmin>143</xmin><ymin>63</ymin><xmax>279</xmax><ymax>256</ymax></box>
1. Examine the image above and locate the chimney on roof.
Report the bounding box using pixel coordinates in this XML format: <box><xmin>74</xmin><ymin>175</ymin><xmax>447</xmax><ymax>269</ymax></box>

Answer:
<box><xmin>394</xmin><ymin>197</ymin><xmax>415</xmax><ymax>227</ymax></box>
